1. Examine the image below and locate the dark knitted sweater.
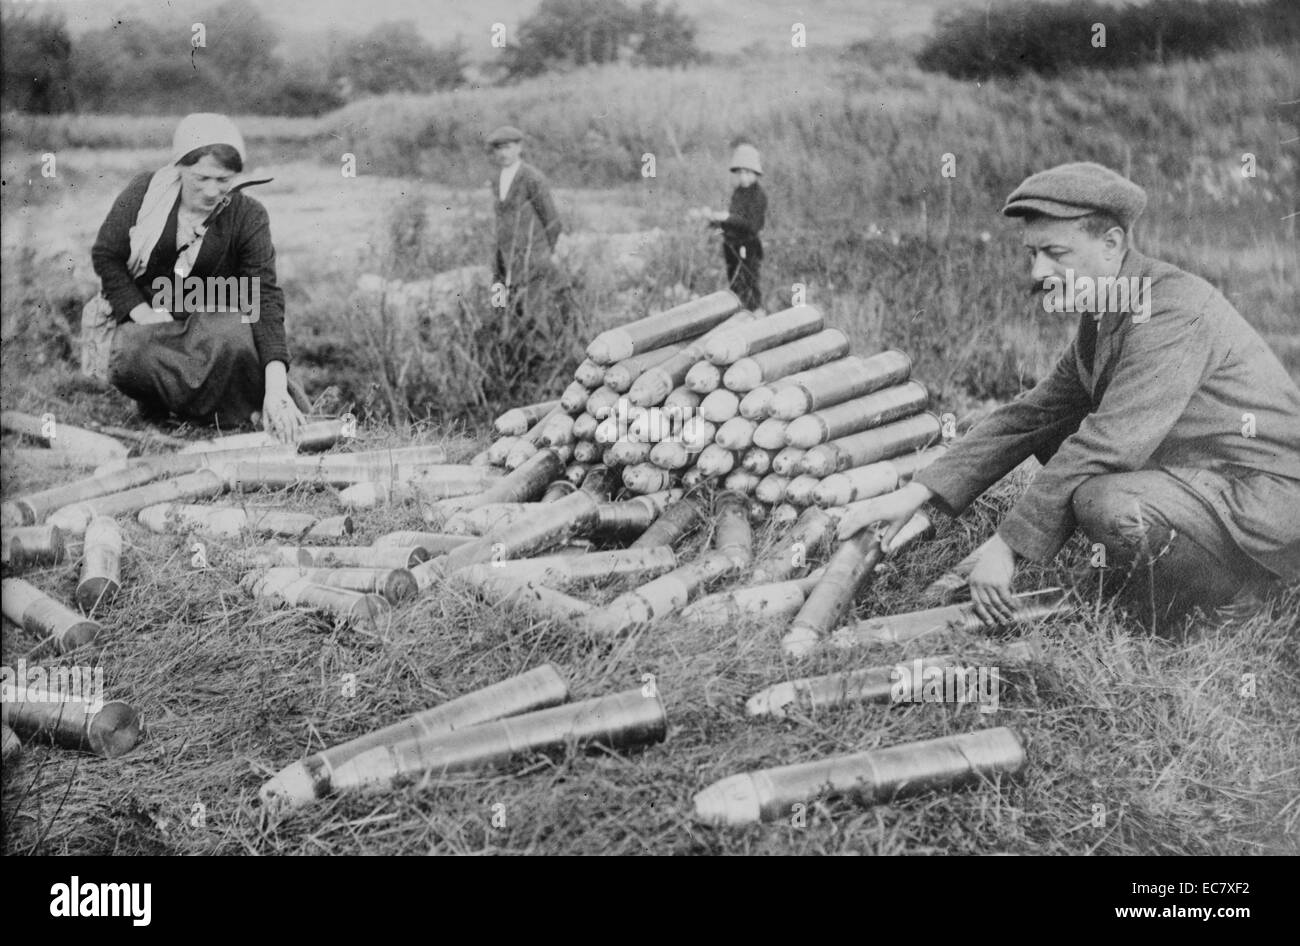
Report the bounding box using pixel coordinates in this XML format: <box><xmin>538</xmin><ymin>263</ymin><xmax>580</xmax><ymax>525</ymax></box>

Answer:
<box><xmin>92</xmin><ymin>171</ymin><xmax>289</xmax><ymax>368</ymax></box>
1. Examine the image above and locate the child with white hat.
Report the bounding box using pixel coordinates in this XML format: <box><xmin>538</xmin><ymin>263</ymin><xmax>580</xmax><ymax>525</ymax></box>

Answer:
<box><xmin>700</xmin><ymin>142</ymin><xmax>766</xmax><ymax>311</ymax></box>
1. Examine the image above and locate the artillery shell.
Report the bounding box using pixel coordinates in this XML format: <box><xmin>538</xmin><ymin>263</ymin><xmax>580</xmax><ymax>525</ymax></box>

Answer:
<box><xmin>1</xmin><ymin>577</ymin><xmax>102</xmax><ymax>652</ymax></box>
<box><xmin>281</xmin><ymin>545</ymin><xmax>432</xmax><ymax>569</ymax></box>
<box><xmin>256</xmin><ymin>566</ymin><xmax>417</xmax><ymax>603</ymax></box>
<box><xmin>785</xmin><ymin>381</ymin><xmax>929</xmax><ymax>449</ymax></box>
<box><xmin>427</xmin><ymin>448</ymin><xmax>564</xmax><ymax>524</ymax></box>
<box><xmin>494</xmin><ymin>399</ymin><xmax>562</xmax><ymax>437</ymax></box>
<box><xmin>2</xmin><ymin>524</ymin><xmax>65</xmax><ymax>567</ymax></box>
<box><xmin>572</xmin><ymin>412</ymin><xmax>599</xmax><ymax>440</ymax></box>
<box><xmin>243</xmin><ymin>573</ymin><xmax>389</xmax><ymax>626</ymax></box>
<box><xmin>770</xmin><ymin>504</ymin><xmax>799</xmax><ymax>526</ymax></box>
<box><xmin>738</xmin><ymin>385</ymin><xmax>777</xmax><ymax>419</ymax></box>
<box><xmin>771</xmin><ymin>447</ymin><xmax>807</xmax><ymax>477</ymax></box>
<box><xmin>260</xmin><ymin>664</ymin><xmax>571</xmax><ymax>810</ymax></box>
<box><xmin>581</xmin><ymin>550</ymin><xmax>740</xmax><ymax>636</ymax></box>
<box><xmin>704</xmin><ymin>305</ymin><xmax>825</xmax><ymax>366</ymax></box>
<box><xmin>574</xmin><ymin>359</ymin><xmax>606</xmax><ymax>388</ymax></box>
<box><xmin>442</xmin><ymin>503</ymin><xmax>534</xmax><ymax>536</ymax></box>
<box><xmin>585</xmin><ymin>386</ymin><xmax>622</xmax><ymax>421</ymax></box>
<box><xmin>438</xmin><ymin>489</ymin><xmax>603</xmax><ymax>574</ymax></box>
<box><xmin>725</xmin><ymin>470</ymin><xmax>761</xmax><ymax>494</ymax></box>
<box><xmin>587</xmin><ymin>290</ymin><xmax>740</xmax><ymax>364</ymax></box>
<box><xmin>784</xmin><ymin>474</ymin><xmax>822</xmax><ymax>507</ymax></box>
<box><xmin>782</xmin><ymin>528</ymin><xmax>884</xmax><ymax>658</ymax></box>
<box><xmin>456</xmin><ymin>547</ymin><xmax>677</xmax><ymax>590</ymax></box>
<box><xmin>623</xmin><ymin>462</ymin><xmax>673</xmax><ymax>493</ymax></box>
<box><xmin>752</xmin><ymin>418</ymin><xmax>789</xmax><ymax>451</ymax></box>
<box><xmin>723</xmin><ymin>329</ymin><xmax>850</xmax><ymax>393</ymax></box>
<box><xmin>830</xmin><ymin>590</ymin><xmax>1072</xmax><ymax>648</ymax></box>
<box><xmin>713</xmin><ymin>490</ymin><xmax>753</xmax><ymax>566</ymax></box>
<box><xmin>663</xmin><ymin>386</ymin><xmax>702</xmax><ymax>416</ymax></box>
<box><xmin>685</xmin><ymin>360</ymin><xmax>722</xmax><ymax>393</ymax></box>
<box><xmin>630</xmin><ymin>496</ymin><xmax>703</xmax><ymax>549</ymax></box>
<box><xmin>48</xmin><ymin>467</ymin><xmax>227</xmax><ymax>534</ymax></box>
<box><xmin>798</xmin><ymin>413</ymin><xmax>942</xmax><ymax>478</ymax></box>
<box><xmin>627</xmin><ymin>308</ymin><xmax>759</xmax><ymax>407</ymax></box>
<box><xmin>813</xmin><ymin>461</ymin><xmax>901</xmax><ymax>508</ymax></box>
<box><xmin>329</xmin><ymin>689</ymin><xmax>667</xmax><ymax>795</ymax></box>
<box><xmin>680</xmin><ymin>416</ymin><xmax>717</xmax><ymax>451</ymax></box>
<box><xmin>768</xmin><ymin>349</ymin><xmax>913</xmax><ymax>419</ymax></box>
<box><xmin>504</xmin><ymin>439</ymin><xmax>539</xmax><ymax>470</ymax></box>
<box><xmin>602</xmin><ymin>343</ymin><xmax>685</xmax><ymax>393</ymax></box>
<box><xmin>700</xmin><ymin>389</ymin><xmax>740</xmax><ymax>423</ymax></box>
<box><xmin>754</xmin><ymin>474</ymin><xmax>792</xmax><ymax>506</ymax></box>
<box><xmin>559</xmin><ymin>380</ymin><xmax>591</xmax><ymax>414</ymax></box>
<box><xmin>715</xmin><ymin>417</ymin><xmax>757</xmax><ymax>451</ymax></box>
<box><xmin>696</xmin><ymin>444</ymin><xmax>736</xmax><ymax>477</ymax></box>
<box><xmin>580</xmin><ymin>465</ymin><xmax>618</xmax><ymax>498</ymax></box>
<box><xmin>741</xmin><ymin>447</ymin><xmax>774</xmax><ymax>476</ymax></box>
<box><xmin>649</xmin><ymin>440</ymin><xmax>699</xmax><ymax>471</ymax></box>
<box><xmin>606</xmin><ymin>441</ymin><xmax>653</xmax><ymax>466</ymax></box>
<box><xmin>75</xmin><ymin>517</ymin><xmax>121</xmax><ymax>612</ymax></box>
<box><xmin>1</xmin><ymin>694</ymin><xmax>141</xmax><ymax>758</ymax></box>
<box><xmin>372</xmin><ymin>533</ymin><xmax>470</xmax><ymax>556</ymax></box>
<box><xmin>750</xmin><ymin>506</ymin><xmax>837</xmax><ymax>584</ymax></box>
<box><xmin>573</xmin><ymin>440</ymin><xmax>600</xmax><ymax>464</ymax></box>
<box><xmin>543</xmin><ymin>480</ymin><xmax>577</xmax><ymax>503</ymax></box>
<box><xmin>692</xmin><ymin>728</ymin><xmax>1025</xmax><ymax>826</ymax></box>
<box><xmin>0</xmin><ymin>411</ymin><xmax>128</xmax><ymax>463</ymax></box>
<box><xmin>679</xmin><ymin>570</ymin><xmax>825</xmax><ymax>629</ymax></box>
<box><xmin>3</xmin><ymin>464</ymin><xmax>160</xmax><ymax>526</ymax></box>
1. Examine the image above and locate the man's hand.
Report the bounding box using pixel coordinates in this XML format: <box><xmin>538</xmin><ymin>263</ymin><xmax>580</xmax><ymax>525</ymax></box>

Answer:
<box><xmin>836</xmin><ymin>481</ymin><xmax>933</xmax><ymax>550</ymax></box>
<box><xmin>967</xmin><ymin>534</ymin><xmax>1019</xmax><ymax>626</ymax></box>
<box><xmin>129</xmin><ymin>303</ymin><xmax>173</xmax><ymax>325</ymax></box>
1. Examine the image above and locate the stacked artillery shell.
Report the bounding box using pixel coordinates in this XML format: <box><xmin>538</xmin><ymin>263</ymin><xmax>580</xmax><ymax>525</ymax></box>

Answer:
<box><xmin>627</xmin><ymin>309</ymin><xmax>760</xmax><ymax>409</ymax></box>
<box><xmin>745</xmin><ymin>641</ymin><xmax>1036</xmax><ymax>719</ymax></box>
<box><xmin>813</xmin><ymin>445</ymin><xmax>948</xmax><ymax>508</ymax></box>
<box><xmin>495</xmin><ymin>400</ymin><xmax>561</xmax><ymax>436</ymax></box>
<box><xmin>1</xmin><ymin>577</ymin><xmax>102</xmax><ymax>652</ymax></box>
<box><xmin>1</xmin><ymin>691</ymin><xmax>142</xmax><ymax>758</ymax></box>
<box><xmin>784</xmin><ymin>381</ymin><xmax>930</xmax><ymax>448</ymax></box>
<box><xmin>692</xmin><ymin>727</ymin><xmax>1025</xmax><ymax>826</ymax></box>
<box><xmin>242</xmin><ymin>571</ymin><xmax>389</xmax><ymax>626</ymax></box>
<box><xmin>326</xmin><ymin>689</ymin><xmax>667</xmax><ymax>795</ymax></box>
<box><xmin>703</xmin><ymin>305</ymin><xmax>825</xmax><ymax>367</ymax></box>
<box><xmin>829</xmin><ymin>590</ymin><xmax>1072</xmax><ymax>648</ymax></box>
<box><xmin>586</xmin><ymin>291</ymin><xmax>741</xmax><ymax>365</ymax></box>
<box><xmin>75</xmin><ymin>517</ymin><xmax>121</xmax><ymax>612</ymax></box>
<box><xmin>1</xmin><ymin>524</ymin><xmax>65</xmax><ymax>568</ymax></box>
<box><xmin>766</xmin><ymin>350</ymin><xmax>913</xmax><ymax>419</ymax></box>
<box><xmin>47</xmin><ymin>467</ymin><xmax>228</xmax><ymax>534</ymax></box>
<box><xmin>1</xmin><ymin>410</ymin><xmax>128</xmax><ymax>464</ymax></box>
<box><xmin>798</xmin><ymin>413</ymin><xmax>942</xmax><ymax>478</ymax></box>
<box><xmin>781</xmin><ymin>512</ymin><xmax>932</xmax><ymax>658</ymax></box>
<box><xmin>504</xmin><ymin>405</ymin><xmax>567</xmax><ymax>469</ymax></box>
<box><xmin>260</xmin><ymin>664</ymin><xmax>571</xmax><ymax>810</ymax></box>
<box><xmin>722</xmin><ymin>329</ymin><xmax>850</xmax><ymax>393</ymax></box>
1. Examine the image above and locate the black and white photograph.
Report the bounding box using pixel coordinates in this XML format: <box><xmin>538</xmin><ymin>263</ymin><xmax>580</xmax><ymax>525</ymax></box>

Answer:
<box><xmin>0</xmin><ymin>0</ymin><xmax>1295</xmax><ymax>884</ymax></box>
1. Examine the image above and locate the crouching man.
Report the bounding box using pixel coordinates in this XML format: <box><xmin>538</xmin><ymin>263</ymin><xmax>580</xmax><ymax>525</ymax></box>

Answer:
<box><xmin>842</xmin><ymin>162</ymin><xmax>1300</xmax><ymax>632</ymax></box>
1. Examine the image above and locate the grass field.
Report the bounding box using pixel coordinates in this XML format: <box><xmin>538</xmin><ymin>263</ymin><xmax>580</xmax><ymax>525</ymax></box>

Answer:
<box><xmin>2</xmin><ymin>41</ymin><xmax>1298</xmax><ymax>855</ymax></box>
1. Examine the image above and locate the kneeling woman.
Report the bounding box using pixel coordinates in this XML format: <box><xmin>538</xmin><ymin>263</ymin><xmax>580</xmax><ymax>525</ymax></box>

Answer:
<box><xmin>88</xmin><ymin>113</ymin><xmax>303</xmax><ymax>441</ymax></box>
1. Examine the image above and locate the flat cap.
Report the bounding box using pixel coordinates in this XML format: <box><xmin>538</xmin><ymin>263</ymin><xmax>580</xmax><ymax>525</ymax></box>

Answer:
<box><xmin>486</xmin><ymin>125</ymin><xmax>525</xmax><ymax>146</ymax></box>
<box><xmin>1002</xmin><ymin>162</ymin><xmax>1147</xmax><ymax>228</ymax></box>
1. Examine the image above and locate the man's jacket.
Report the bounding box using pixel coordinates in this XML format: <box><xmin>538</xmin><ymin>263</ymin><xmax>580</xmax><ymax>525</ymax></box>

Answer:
<box><xmin>914</xmin><ymin>248</ymin><xmax>1300</xmax><ymax>580</ymax></box>
<box><xmin>492</xmin><ymin>161</ymin><xmax>562</xmax><ymax>287</ymax></box>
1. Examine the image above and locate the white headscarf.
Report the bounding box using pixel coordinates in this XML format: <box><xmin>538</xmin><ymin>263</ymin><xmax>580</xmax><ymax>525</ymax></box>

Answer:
<box><xmin>127</xmin><ymin>113</ymin><xmax>247</xmax><ymax>277</ymax></box>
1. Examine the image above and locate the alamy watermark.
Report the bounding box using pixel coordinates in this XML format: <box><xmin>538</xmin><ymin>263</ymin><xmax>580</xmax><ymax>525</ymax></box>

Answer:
<box><xmin>890</xmin><ymin>659</ymin><xmax>1001</xmax><ymax>713</ymax></box>
<box><xmin>1</xmin><ymin>660</ymin><xmax>105</xmax><ymax>712</ymax></box>
<box><xmin>1041</xmin><ymin>270</ymin><xmax>1151</xmax><ymax>323</ymax></box>
<box><xmin>150</xmin><ymin>275</ymin><xmax>260</xmax><ymax>323</ymax></box>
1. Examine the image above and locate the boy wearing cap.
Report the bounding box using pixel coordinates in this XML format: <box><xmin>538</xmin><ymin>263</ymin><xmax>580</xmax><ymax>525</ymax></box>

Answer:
<box><xmin>841</xmin><ymin>161</ymin><xmax>1300</xmax><ymax>632</ymax></box>
<box><xmin>705</xmin><ymin>143</ymin><xmax>767</xmax><ymax>311</ymax></box>
<box><xmin>486</xmin><ymin>125</ymin><xmax>563</xmax><ymax>297</ymax></box>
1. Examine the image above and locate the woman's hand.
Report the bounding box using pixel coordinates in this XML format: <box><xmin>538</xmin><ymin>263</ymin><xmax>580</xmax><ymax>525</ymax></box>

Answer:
<box><xmin>129</xmin><ymin>303</ymin><xmax>173</xmax><ymax>325</ymax></box>
<box><xmin>262</xmin><ymin>361</ymin><xmax>304</xmax><ymax>444</ymax></box>
<box><xmin>967</xmin><ymin>534</ymin><xmax>1019</xmax><ymax>626</ymax></box>
<box><xmin>836</xmin><ymin>481</ymin><xmax>934</xmax><ymax>550</ymax></box>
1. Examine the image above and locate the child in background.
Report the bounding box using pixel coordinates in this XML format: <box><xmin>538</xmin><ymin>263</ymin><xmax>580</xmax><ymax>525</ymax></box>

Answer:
<box><xmin>703</xmin><ymin>143</ymin><xmax>767</xmax><ymax>312</ymax></box>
